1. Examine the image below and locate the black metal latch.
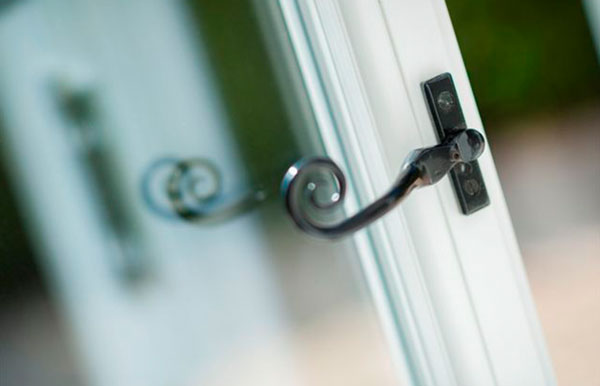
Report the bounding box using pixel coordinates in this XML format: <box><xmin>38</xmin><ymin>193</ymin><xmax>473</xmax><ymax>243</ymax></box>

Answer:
<box><xmin>280</xmin><ymin>72</ymin><xmax>489</xmax><ymax>239</ymax></box>
<box><xmin>423</xmin><ymin>73</ymin><xmax>490</xmax><ymax>214</ymax></box>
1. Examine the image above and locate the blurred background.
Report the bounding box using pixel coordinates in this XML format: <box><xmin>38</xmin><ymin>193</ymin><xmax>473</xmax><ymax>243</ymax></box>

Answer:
<box><xmin>1</xmin><ymin>0</ymin><xmax>598</xmax><ymax>385</ymax></box>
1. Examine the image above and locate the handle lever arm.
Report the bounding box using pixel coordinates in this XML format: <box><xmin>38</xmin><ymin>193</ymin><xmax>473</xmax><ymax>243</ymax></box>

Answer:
<box><xmin>281</xmin><ymin>129</ymin><xmax>485</xmax><ymax>239</ymax></box>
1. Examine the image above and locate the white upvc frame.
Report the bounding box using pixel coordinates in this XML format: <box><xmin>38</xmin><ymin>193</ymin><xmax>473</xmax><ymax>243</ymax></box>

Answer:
<box><xmin>278</xmin><ymin>0</ymin><xmax>556</xmax><ymax>385</ymax></box>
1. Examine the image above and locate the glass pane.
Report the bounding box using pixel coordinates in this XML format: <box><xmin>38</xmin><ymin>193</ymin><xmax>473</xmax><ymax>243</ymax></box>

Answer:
<box><xmin>0</xmin><ymin>1</ymin><xmax>398</xmax><ymax>385</ymax></box>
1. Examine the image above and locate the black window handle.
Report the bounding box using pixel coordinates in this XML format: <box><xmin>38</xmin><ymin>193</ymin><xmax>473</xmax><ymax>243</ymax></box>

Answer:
<box><xmin>281</xmin><ymin>73</ymin><xmax>489</xmax><ymax>239</ymax></box>
<box><xmin>281</xmin><ymin>128</ymin><xmax>485</xmax><ymax>239</ymax></box>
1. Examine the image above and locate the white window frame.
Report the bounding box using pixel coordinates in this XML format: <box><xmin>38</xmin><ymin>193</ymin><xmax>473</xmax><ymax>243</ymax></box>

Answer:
<box><xmin>277</xmin><ymin>0</ymin><xmax>557</xmax><ymax>385</ymax></box>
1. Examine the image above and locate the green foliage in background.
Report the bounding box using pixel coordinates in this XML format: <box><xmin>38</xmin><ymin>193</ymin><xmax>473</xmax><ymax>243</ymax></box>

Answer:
<box><xmin>446</xmin><ymin>0</ymin><xmax>600</xmax><ymax>126</ymax></box>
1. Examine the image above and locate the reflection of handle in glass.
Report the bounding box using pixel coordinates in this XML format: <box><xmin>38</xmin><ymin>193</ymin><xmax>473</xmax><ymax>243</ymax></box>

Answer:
<box><xmin>141</xmin><ymin>157</ymin><xmax>267</xmax><ymax>224</ymax></box>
